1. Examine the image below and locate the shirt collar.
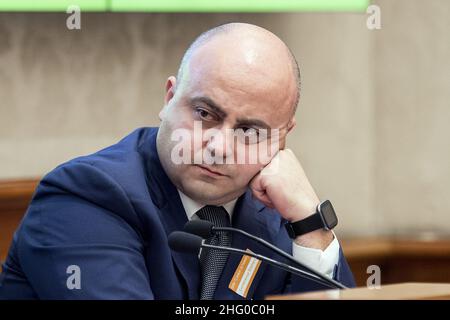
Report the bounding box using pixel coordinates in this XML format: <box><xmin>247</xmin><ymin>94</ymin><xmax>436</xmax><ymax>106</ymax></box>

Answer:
<box><xmin>177</xmin><ymin>190</ymin><xmax>238</xmax><ymax>221</ymax></box>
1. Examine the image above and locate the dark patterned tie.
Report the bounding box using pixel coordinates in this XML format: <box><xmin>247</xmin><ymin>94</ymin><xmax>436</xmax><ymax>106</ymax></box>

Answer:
<box><xmin>196</xmin><ymin>205</ymin><xmax>232</xmax><ymax>300</ymax></box>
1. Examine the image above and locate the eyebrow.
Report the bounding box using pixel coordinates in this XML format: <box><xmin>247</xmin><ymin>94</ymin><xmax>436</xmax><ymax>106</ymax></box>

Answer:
<box><xmin>235</xmin><ymin>118</ymin><xmax>271</xmax><ymax>130</ymax></box>
<box><xmin>190</xmin><ymin>96</ymin><xmax>227</xmax><ymax>119</ymax></box>
<box><xmin>189</xmin><ymin>95</ymin><xmax>271</xmax><ymax>129</ymax></box>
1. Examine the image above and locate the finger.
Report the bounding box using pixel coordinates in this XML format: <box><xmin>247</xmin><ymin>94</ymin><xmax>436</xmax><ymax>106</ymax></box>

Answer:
<box><xmin>251</xmin><ymin>188</ymin><xmax>275</xmax><ymax>208</ymax></box>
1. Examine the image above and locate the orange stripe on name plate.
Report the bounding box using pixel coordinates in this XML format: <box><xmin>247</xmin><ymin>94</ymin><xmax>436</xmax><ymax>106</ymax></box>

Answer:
<box><xmin>228</xmin><ymin>249</ymin><xmax>262</xmax><ymax>298</ymax></box>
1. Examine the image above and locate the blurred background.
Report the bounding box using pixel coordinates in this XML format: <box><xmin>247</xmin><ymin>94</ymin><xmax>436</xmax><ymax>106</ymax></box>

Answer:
<box><xmin>0</xmin><ymin>0</ymin><xmax>449</xmax><ymax>286</ymax></box>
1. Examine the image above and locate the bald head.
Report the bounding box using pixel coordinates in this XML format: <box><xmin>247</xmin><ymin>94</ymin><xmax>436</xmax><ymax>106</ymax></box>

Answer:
<box><xmin>157</xmin><ymin>23</ymin><xmax>301</xmax><ymax>204</ymax></box>
<box><xmin>175</xmin><ymin>23</ymin><xmax>301</xmax><ymax>114</ymax></box>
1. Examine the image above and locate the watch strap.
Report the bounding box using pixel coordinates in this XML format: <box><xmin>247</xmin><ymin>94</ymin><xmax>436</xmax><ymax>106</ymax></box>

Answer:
<box><xmin>285</xmin><ymin>212</ymin><xmax>324</xmax><ymax>238</ymax></box>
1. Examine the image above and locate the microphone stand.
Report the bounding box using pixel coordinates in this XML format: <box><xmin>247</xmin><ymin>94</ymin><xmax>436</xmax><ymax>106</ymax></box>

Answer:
<box><xmin>211</xmin><ymin>226</ymin><xmax>347</xmax><ymax>289</ymax></box>
<box><xmin>201</xmin><ymin>243</ymin><xmax>343</xmax><ymax>289</ymax></box>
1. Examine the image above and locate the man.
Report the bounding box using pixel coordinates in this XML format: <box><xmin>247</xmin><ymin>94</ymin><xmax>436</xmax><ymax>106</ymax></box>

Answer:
<box><xmin>0</xmin><ymin>23</ymin><xmax>355</xmax><ymax>299</ymax></box>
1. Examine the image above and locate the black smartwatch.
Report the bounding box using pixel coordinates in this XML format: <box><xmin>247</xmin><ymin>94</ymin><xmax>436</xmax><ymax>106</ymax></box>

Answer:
<box><xmin>284</xmin><ymin>200</ymin><xmax>338</xmax><ymax>239</ymax></box>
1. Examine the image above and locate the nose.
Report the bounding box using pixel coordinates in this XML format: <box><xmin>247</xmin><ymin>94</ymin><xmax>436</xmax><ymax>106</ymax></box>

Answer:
<box><xmin>204</xmin><ymin>127</ymin><xmax>234</xmax><ymax>163</ymax></box>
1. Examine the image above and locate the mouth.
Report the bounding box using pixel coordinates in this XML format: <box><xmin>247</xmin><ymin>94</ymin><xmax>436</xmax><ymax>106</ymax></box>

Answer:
<box><xmin>194</xmin><ymin>164</ymin><xmax>227</xmax><ymax>177</ymax></box>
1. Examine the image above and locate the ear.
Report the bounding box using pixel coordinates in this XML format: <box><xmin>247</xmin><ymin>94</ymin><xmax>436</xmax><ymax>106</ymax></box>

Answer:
<box><xmin>278</xmin><ymin>117</ymin><xmax>296</xmax><ymax>150</ymax></box>
<box><xmin>159</xmin><ymin>76</ymin><xmax>177</xmax><ymax>120</ymax></box>
<box><xmin>287</xmin><ymin>116</ymin><xmax>296</xmax><ymax>133</ymax></box>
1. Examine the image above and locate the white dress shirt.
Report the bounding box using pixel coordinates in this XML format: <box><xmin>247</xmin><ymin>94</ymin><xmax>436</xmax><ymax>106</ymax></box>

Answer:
<box><xmin>178</xmin><ymin>190</ymin><xmax>340</xmax><ymax>278</ymax></box>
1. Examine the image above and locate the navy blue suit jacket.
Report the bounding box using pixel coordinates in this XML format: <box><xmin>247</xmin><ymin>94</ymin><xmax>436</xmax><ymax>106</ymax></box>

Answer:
<box><xmin>0</xmin><ymin>127</ymin><xmax>355</xmax><ymax>299</ymax></box>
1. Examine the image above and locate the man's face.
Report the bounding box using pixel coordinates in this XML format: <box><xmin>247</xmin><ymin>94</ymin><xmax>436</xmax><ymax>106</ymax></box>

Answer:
<box><xmin>157</xmin><ymin>37</ymin><xmax>297</xmax><ymax>205</ymax></box>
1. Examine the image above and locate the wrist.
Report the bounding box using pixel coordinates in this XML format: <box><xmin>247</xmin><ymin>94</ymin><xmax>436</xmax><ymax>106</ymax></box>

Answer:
<box><xmin>285</xmin><ymin>199</ymin><xmax>320</xmax><ymax>223</ymax></box>
<box><xmin>294</xmin><ymin>229</ymin><xmax>334</xmax><ymax>251</ymax></box>
<box><xmin>284</xmin><ymin>200</ymin><xmax>338</xmax><ymax>248</ymax></box>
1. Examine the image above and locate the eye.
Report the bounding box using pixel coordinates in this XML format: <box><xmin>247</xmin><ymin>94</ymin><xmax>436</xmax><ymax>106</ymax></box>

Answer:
<box><xmin>194</xmin><ymin>107</ymin><xmax>216</xmax><ymax>121</ymax></box>
<box><xmin>236</xmin><ymin>127</ymin><xmax>262</xmax><ymax>145</ymax></box>
<box><xmin>240</xmin><ymin>127</ymin><xmax>259</xmax><ymax>136</ymax></box>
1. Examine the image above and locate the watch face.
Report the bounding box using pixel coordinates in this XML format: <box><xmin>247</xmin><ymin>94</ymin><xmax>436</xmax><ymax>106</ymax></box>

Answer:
<box><xmin>319</xmin><ymin>200</ymin><xmax>338</xmax><ymax>229</ymax></box>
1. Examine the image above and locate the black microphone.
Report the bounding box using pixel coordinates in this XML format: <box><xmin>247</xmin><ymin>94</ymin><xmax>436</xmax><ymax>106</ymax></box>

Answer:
<box><xmin>168</xmin><ymin>231</ymin><xmax>340</xmax><ymax>289</ymax></box>
<box><xmin>168</xmin><ymin>230</ymin><xmax>204</xmax><ymax>254</ymax></box>
<box><xmin>183</xmin><ymin>220</ymin><xmax>347</xmax><ymax>289</ymax></box>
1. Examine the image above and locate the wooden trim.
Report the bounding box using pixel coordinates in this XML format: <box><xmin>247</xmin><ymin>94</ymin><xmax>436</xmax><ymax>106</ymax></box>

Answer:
<box><xmin>0</xmin><ymin>178</ymin><xmax>40</xmax><ymax>261</ymax></box>
<box><xmin>0</xmin><ymin>179</ymin><xmax>39</xmax><ymax>212</ymax></box>
<box><xmin>340</xmin><ymin>238</ymin><xmax>394</xmax><ymax>259</ymax></box>
<box><xmin>0</xmin><ymin>179</ymin><xmax>39</xmax><ymax>201</ymax></box>
<box><xmin>267</xmin><ymin>283</ymin><xmax>450</xmax><ymax>300</ymax></box>
<box><xmin>340</xmin><ymin>237</ymin><xmax>450</xmax><ymax>260</ymax></box>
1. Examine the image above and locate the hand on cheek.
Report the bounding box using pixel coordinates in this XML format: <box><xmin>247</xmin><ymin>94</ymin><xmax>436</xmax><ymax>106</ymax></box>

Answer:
<box><xmin>250</xmin><ymin>149</ymin><xmax>320</xmax><ymax>222</ymax></box>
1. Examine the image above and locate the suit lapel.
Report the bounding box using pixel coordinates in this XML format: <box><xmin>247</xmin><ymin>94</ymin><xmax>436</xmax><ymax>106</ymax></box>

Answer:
<box><xmin>214</xmin><ymin>190</ymin><xmax>283</xmax><ymax>300</ymax></box>
<box><xmin>157</xmin><ymin>191</ymin><xmax>201</xmax><ymax>300</ymax></box>
<box><xmin>144</xmin><ymin>130</ymin><xmax>200</xmax><ymax>300</ymax></box>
